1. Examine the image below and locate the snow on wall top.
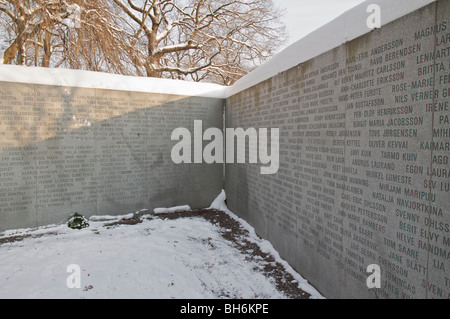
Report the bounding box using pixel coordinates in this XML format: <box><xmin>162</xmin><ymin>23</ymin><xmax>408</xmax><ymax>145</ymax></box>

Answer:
<box><xmin>0</xmin><ymin>0</ymin><xmax>436</xmax><ymax>99</ymax></box>
<box><xmin>0</xmin><ymin>65</ymin><xmax>227</xmax><ymax>99</ymax></box>
<box><xmin>225</xmin><ymin>0</ymin><xmax>437</xmax><ymax>97</ymax></box>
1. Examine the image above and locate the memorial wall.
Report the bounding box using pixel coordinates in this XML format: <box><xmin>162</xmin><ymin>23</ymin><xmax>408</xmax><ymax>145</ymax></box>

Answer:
<box><xmin>0</xmin><ymin>0</ymin><xmax>448</xmax><ymax>300</ymax></box>
<box><xmin>0</xmin><ymin>82</ymin><xmax>223</xmax><ymax>231</ymax></box>
<box><xmin>225</xmin><ymin>0</ymin><xmax>449</xmax><ymax>298</ymax></box>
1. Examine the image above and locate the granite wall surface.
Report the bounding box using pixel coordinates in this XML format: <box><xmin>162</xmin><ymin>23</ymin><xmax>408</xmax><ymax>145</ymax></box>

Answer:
<box><xmin>0</xmin><ymin>0</ymin><xmax>448</xmax><ymax>300</ymax></box>
<box><xmin>0</xmin><ymin>83</ymin><xmax>223</xmax><ymax>231</ymax></box>
<box><xmin>225</xmin><ymin>0</ymin><xmax>449</xmax><ymax>298</ymax></box>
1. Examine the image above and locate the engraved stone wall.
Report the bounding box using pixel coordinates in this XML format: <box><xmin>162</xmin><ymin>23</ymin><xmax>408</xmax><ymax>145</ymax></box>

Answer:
<box><xmin>0</xmin><ymin>83</ymin><xmax>223</xmax><ymax>231</ymax></box>
<box><xmin>225</xmin><ymin>1</ymin><xmax>449</xmax><ymax>298</ymax></box>
<box><xmin>0</xmin><ymin>0</ymin><xmax>448</xmax><ymax>300</ymax></box>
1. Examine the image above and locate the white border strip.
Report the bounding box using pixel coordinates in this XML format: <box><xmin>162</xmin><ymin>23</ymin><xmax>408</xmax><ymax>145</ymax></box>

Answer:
<box><xmin>0</xmin><ymin>65</ymin><xmax>227</xmax><ymax>99</ymax></box>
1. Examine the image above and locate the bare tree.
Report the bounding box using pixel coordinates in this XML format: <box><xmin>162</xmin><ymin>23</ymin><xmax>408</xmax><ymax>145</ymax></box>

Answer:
<box><xmin>0</xmin><ymin>0</ymin><xmax>55</xmax><ymax>66</ymax></box>
<box><xmin>0</xmin><ymin>0</ymin><xmax>133</xmax><ymax>74</ymax></box>
<box><xmin>54</xmin><ymin>1</ymin><xmax>135</xmax><ymax>75</ymax></box>
<box><xmin>1</xmin><ymin>0</ymin><xmax>286</xmax><ymax>85</ymax></box>
<box><xmin>111</xmin><ymin>0</ymin><xmax>286</xmax><ymax>84</ymax></box>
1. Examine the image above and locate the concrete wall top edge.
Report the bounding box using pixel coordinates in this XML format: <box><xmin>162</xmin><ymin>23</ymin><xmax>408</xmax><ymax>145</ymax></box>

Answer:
<box><xmin>0</xmin><ymin>0</ymin><xmax>436</xmax><ymax>100</ymax></box>
<box><xmin>0</xmin><ymin>65</ymin><xmax>227</xmax><ymax>99</ymax></box>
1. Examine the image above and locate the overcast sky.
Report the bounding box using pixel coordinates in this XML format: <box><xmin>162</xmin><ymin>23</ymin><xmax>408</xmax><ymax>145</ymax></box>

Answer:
<box><xmin>277</xmin><ymin>0</ymin><xmax>366</xmax><ymax>48</ymax></box>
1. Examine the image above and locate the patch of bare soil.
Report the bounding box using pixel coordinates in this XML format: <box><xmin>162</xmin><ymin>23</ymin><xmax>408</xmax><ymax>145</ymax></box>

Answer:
<box><xmin>0</xmin><ymin>208</ymin><xmax>311</xmax><ymax>299</ymax></box>
<box><xmin>0</xmin><ymin>232</ymin><xmax>58</xmax><ymax>245</ymax></box>
<box><xmin>156</xmin><ymin>209</ymin><xmax>311</xmax><ymax>299</ymax></box>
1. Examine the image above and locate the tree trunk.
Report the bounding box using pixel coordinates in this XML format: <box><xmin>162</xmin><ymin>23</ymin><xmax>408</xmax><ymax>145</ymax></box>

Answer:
<box><xmin>42</xmin><ymin>31</ymin><xmax>52</xmax><ymax>67</ymax></box>
<box><xmin>3</xmin><ymin>42</ymin><xmax>19</xmax><ymax>64</ymax></box>
<box><xmin>145</xmin><ymin>52</ymin><xmax>163</xmax><ymax>78</ymax></box>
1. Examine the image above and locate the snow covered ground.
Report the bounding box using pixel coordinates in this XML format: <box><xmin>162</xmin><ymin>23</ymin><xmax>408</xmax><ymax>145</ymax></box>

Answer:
<box><xmin>0</xmin><ymin>194</ymin><xmax>322</xmax><ymax>299</ymax></box>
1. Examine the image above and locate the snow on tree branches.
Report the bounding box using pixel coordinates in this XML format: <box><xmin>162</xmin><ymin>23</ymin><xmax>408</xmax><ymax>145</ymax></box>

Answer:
<box><xmin>0</xmin><ymin>0</ymin><xmax>286</xmax><ymax>85</ymax></box>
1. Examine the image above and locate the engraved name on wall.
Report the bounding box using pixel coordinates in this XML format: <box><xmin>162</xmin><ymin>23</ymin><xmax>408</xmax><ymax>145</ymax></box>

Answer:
<box><xmin>225</xmin><ymin>2</ymin><xmax>449</xmax><ymax>299</ymax></box>
<box><xmin>0</xmin><ymin>84</ymin><xmax>223</xmax><ymax>231</ymax></box>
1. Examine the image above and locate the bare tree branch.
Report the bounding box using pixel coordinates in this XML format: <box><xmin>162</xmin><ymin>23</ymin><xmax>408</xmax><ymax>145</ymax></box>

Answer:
<box><xmin>0</xmin><ymin>0</ymin><xmax>287</xmax><ymax>84</ymax></box>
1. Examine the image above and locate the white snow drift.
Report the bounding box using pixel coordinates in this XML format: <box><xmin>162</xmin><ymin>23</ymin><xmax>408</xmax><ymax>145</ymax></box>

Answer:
<box><xmin>0</xmin><ymin>192</ymin><xmax>323</xmax><ymax>299</ymax></box>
